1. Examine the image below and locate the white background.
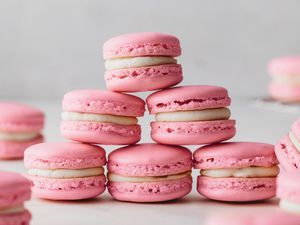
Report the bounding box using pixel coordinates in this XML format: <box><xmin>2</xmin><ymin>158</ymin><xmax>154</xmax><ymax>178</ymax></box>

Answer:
<box><xmin>1</xmin><ymin>1</ymin><xmax>300</xmax><ymax>224</ymax></box>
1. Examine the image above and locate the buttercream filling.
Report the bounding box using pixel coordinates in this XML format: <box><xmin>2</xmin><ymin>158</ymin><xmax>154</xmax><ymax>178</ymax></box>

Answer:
<box><xmin>280</xmin><ymin>200</ymin><xmax>300</xmax><ymax>213</ymax></box>
<box><xmin>108</xmin><ymin>171</ymin><xmax>191</xmax><ymax>183</ymax></box>
<box><xmin>0</xmin><ymin>131</ymin><xmax>40</xmax><ymax>141</ymax></box>
<box><xmin>61</xmin><ymin>111</ymin><xmax>138</xmax><ymax>125</ymax></box>
<box><xmin>28</xmin><ymin>167</ymin><xmax>104</xmax><ymax>178</ymax></box>
<box><xmin>289</xmin><ymin>132</ymin><xmax>300</xmax><ymax>153</ymax></box>
<box><xmin>105</xmin><ymin>56</ymin><xmax>177</xmax><ymax>70</ymax></box>
<box><xmin>200</xmin><ymin>166</ymin><xmax>279</xmax><ymax>178</ymax></box>
<box><xmin>155</xmin><ymin>108</ymin><xmax>230</xmax><ymax>122</ymax></box>
<box><xmin>0</xmin><ymin>205</ymin><xmax>25</xmax><ymax>215</ymax></box>
<box><xmin>272</xmin><ymin>74</ymin><xmax>300</xmax><ymax>86</ymax></box>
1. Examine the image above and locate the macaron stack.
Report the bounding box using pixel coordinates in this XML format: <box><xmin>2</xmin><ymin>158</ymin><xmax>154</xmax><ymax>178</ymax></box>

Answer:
<box><xmin>23</xmin><ymin>32</ymin><xmax>277</xmax><ymax>204</ymax></box>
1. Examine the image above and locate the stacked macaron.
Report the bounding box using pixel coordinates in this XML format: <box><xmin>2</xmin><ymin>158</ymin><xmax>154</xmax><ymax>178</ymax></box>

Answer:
<box><xmin>194</xmin><ymin>142</ymin><xmax>279</xmax><ymax>202</ymax></box>
<box><xmin>103</xmin><ymin>32</ymin><xmax>183</xmax><ymax>92</ymax></box>
<box><xmin>0</xmin><ymin>102</ymin><xmax>44</xmax><ymax>159</ymax></box>
<box><xmin>268</xmin><ymin>56</ymin><xmax>300</xmax><ymax>102</ymax></box>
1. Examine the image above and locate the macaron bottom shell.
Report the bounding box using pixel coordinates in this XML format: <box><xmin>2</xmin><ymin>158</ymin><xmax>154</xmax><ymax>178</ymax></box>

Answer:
<box><xmin>150</xmin><ymin>120</ymin><xmax>236</xmax><ymax>145</ymax></box>
<box><xmin>105</xmin><ymin>64</ymin><xmax>183</xmax><ymax>92</ymax></box>
<box><xmin>269</xmin><ymin>83</ymin><xmax>300</xmax><ymax>102</ymax></box>
<box><xmin>108</xmin><ymin>176</ymin><xmax>192</xmax><ymax>202</ymax></box>
<box><xmin>0</xmin><ymin>210</ymin><xmax>31</xmax><ymax>225</ymax></box>
<box><xmin>0</xmin><ymin>135</ymin><xmax>44</xmax><ymax>159</ymax></box>
<box><xmin>197</xmin><ymin>176</ymin><xmax>276</xmax><ymax>202</ymax></box>
<box><xmin>60</xmin><ymin>121</ymin><xmax>141</xmax><ymax>145</ymax></box>
<box><xmin>30</xmin><ymin>175</ymin><xmax>106</xmax><ymax>200</ymax></box>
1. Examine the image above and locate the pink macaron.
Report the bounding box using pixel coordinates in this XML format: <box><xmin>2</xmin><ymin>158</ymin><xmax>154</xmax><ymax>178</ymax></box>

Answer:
<box><xmin>24</xmin><ymin>142</ymin><xmax>106</xmax><ymax>200</ymax></box>
<box><xmin>205</xmin><ymin>211</ymin><xmax>300</xmax><ymax>225</ymax></box>
<box><xmin>0</xmin><ymin>171</ymin><xmax>32</xmax><ymax>225</ymax></box>
<box><xmin>277</xmin><ymin>171</ymin><xmax>300</xmax><ymax>214</ymax></box>
<box><xmin>107</xmin><ymin>143</ymin><xmax>193</xmax><ymax>202</ymax></box>
<box><xmin>146</xmin><ymin>85</ymin><xmax>236</xmax><ymax>145</ymax></box>
<box><xmin>275</xmin><ymin>118</ymin><xmax>300</xmax><ymax>172</ymax></box>
<box><xmin>103</xmin><ymin>32</ymin><xmax>183</xmax><ymax>92</ymax></box>
<box><xmin>268</xmin><ymin>56</ymin><xmax>300</xmax><ymax>102</ymax></box>
<box><xmin>194</xmin><ymin>142</ymin><xmax>279</xmax><ymax>202</ymax></box>
<box><xmin>0</xmin><ymin>102</ymin><xmax>44</xmax><ymax>159</ymax></box>
<box><xmin>60</xmin><ymin>89</ymin><xmax>145</xmax><ymax>145</ymax></box>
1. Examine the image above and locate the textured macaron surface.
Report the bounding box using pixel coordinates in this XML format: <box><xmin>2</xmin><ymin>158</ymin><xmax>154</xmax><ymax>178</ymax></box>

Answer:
<box><xmin>0</xmin><ymin>171</ymin><xmax>31</xmax><ymax>208</ymax></box>
<box><xmin>268</xmin><ymin>56</ymin><xmax>300</xmax><ymax>75</ymax></box>
<box><xmin>103</xmin><ymin>32</ymin><xmax>181</xmax><ymax>59</ymax></box>
<box><xmin>108</xmin><ymin>143</ymin><xmax>192</xmax><ymax>176</ymax></box>
<box><xmin>24</xmin><ymin>142</ymin><xmax>106</xmax><ymax>169</ymax></box>
<box><xmin>146</xmin><ymin>85</ymin><xmax>231</xmax><ymax>114</ymax></box>
<box><xmin>0</xmin><ymin>210</ymin><xmax>31</xmax><ymax>225</ymax></box>
<box><xmin>62</xmin><ymin>89</ymin><xmax>145</xmax><ymax>117</ymax></box>
<box><xmin>0</xmin><ymin>102</ymin><xmax>44</xmax><ymax>132</ymax></box>
<box><xmin>194</xmin><ymin>142</ymin><xmax>277</xmax><ymax>169</ymax></box>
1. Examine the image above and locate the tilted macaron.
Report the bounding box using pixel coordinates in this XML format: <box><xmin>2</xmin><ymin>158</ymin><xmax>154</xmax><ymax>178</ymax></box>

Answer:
<box><xmin>146</xmin><ymin>85</ymin><xmax>236</xmax><ymax>145</ymax></box>
<box><xmin>277</xmin><ymin>171</ymin><xmax>300</xmax><ymax>214</ymax></box>
<box><xmin>0</xmin><ymin>171</ymin><xmax>32</xmax><ymax>225</ymax></box>
<box><xmin>275</xmin><ymin>118</ymin><xmax>300</xmax><ymax>171</ymax></box>
<box><xmin>107</xmin><ymin>143</ymin><xmax>193</xmax><ymax>202</ymax></box>
<box><xmin>24</xmin><ymin>142</ymin><xmax>106</xmax><ymax>200</ymax></box>
<box><xmin>194</xmin><ymin>142</ymin><xmax>279</xmax><ymax>202</ymax></box>
<box><xmin>103</xmin><ymin>32</ymin><xmax>183</xmax><ymax>92</ymax></box>
<box><xmin>0</xmin><ymin>102</ymin><xmax>44</xmax><ymax>159</ymax></box>
<box><xmin>60</xmin><ymin>89</ymin><xmax>145</xmax><ymax>145</ymax></box>
<box><xmin>268</xmin><ymin>56</ymin><xmax>300</xmax><ymax>102</ymax></box>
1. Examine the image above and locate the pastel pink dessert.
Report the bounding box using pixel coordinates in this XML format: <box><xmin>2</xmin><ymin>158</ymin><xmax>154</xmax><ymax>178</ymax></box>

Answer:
<box><xmin>0</xmin><ymin>171</ymin><xmax>32</xmax><ymax>225</ymax></box>
<box><xmin>277</xmin><ymin>171</ymin><xmax>300</xmax><ymax>214</ymax></box>
<box><xmin>24</xmin><ymin>142</ymin><xmax>106</xmax><ymax>200</ymax></box>
<box><xmin>275</xmin><ymin>118</ymin><xmax>300</xmax><ymax>171</ymax></box>
<box><xmin>146</xmin><ymin>85</ymin><xmax>236</xmax><ymax>145</ymax></box>
<box><xmin>60</xmin><ymin>89</ymin><xmax>145</xmax><ymax>145</ymax></box>
<box><xmin>194</xmin><ymin>142</ymin><xmax>279</xmax><ymax>202</ymax></box>
<box><xmin>205</xmin><ymin>211</ymin><xmax>300</xmax><ymax>225</ymax></box>
<box><xmin>107</xmin><ymin>143</ymin><xmax>193</xmax><ymax>202</ymax></box>
<box><xmin>268</xmin><ymin>56</ymin><xmax>300</xmax><ymax>102</ymax></box>
<box><xmin>0</xmin><ymin>102</ymin><xmax>44</xmax><ymax>159</ymax></box>
<box><xmin>103</xmin><ymin>32</ymin><xmax>182</xmax><ymax>92</ymax></box>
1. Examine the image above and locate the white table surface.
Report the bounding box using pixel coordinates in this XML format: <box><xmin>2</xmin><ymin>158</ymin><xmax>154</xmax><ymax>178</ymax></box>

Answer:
<box><xmin>0</xmin><ymin>97</ymin><xmax>298</xmax><ymax>225</ymax></box>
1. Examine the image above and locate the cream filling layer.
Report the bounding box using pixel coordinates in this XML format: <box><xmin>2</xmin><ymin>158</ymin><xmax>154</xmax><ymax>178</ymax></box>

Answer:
<box><xmin>200</xmin><ymin>166</ymin><xmax>279</xmax><ymax>178</ymax></box>
<box><xmin>28</xmin><ymin>167</ymin><xmax>104</xmax><ymax>178</ymax></box>
<box><xmin>280</xmin><ymin>200</ymin><xmax>300</xmax><ymax>214</ymax></box>
<box><xmin>289</xmin><ymin>132</ymin><xmax>300</xmax><ymax>153</ymax></box>
<box><xmin>0</xmin><ymin>131</ymin><xmax>40</xmax><ymax>141</ymax></box>
<box><xmin>0</xmin><ymin>205</ymin><xmax>25</xmax><ymax>215</ymax></box>
<box><xmin>61</xmin><ymin>111</ymin><xmax>138</xmax><ymax>125</ymax></box>
<box><xmin>108</xmin><ymin>171</ymin><xmax>191</xmax><ymax>183</ymax></box>
<box><xmin>155</xmin><ymin>108</ymin><xmax>230</xmax><ymax>122</ymax></box>
<box><xmin>272</xmin><ymin>74</ymin><xmax>300</xmax><ymax>86</ymax></box>
<box><xmin>105</xmin><ymin>56</ymin><xmax>177</xmax><ymax>70</ymax></box>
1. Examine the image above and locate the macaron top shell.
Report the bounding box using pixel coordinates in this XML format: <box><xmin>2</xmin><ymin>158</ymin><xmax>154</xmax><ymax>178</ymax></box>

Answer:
<box><xmin>146</xmin><ymin>85</ymin><xmax>231</xmax><ymax>114</ymax></box>
<box><xmin>268</xmin><ymin>56</ymin><xmax>300</xmax><ymax>75</ymax></box>
<box><xmin>24</xmin><ymin>142</ymin><xmax>106</xmax><ymax>169</ymax></box>
<box><xmin>62</xmin><ymin>89</ymin><xmax>145</xmax><ymax>117</ymax></box>
<box><xmin>0</xmin><ymin>102</ymin><xmax>44</xmax><ymax>132</ymax></box>
<box><xmin>0</xmin><ymin>171</ymin><xmax>32</xmax><ymax>207</ymax></box>
<box><xmin>194</xmin><ymin>142</ymin><xmax>277</xmax><ymax>169</ymax></box>
<box><xmin>103</xmin><ymin>32</ymin><xmax>181</xmax><ymax>59</ymax></box>
<box><xmin>108</xmin><ymin>143</ymin><xmax>192</xmax><ymax>176</ymax></box>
